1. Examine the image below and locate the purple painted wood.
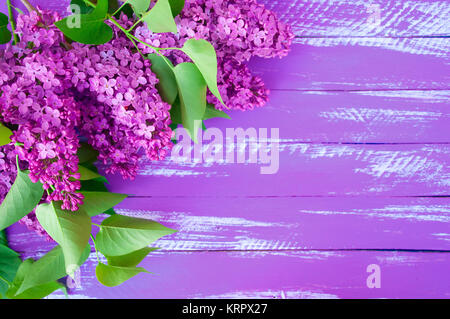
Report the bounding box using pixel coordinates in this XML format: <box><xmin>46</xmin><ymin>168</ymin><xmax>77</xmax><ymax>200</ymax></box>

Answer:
<box><xmin>4</xmin><ymin>0</ymin><xmax>450</xmax><ymax>37</ymax></box>
<box><xmin>249</xmin><ymin>43</ymin><xmax>449</xmax><ymax>91</ymax></box>
<box><xmin>266</xmin><ymin>0</ymin><xmax>450</xmax><ymax>37</ymax></box>
<box><xmin>104</xmin><ymin>144</ymin><xmax>450</xmax><ymax>197</ymax></box>
<box><xmin>15</xmin><ymin>250</ymin><xmax>450</xmax><ymax>299</ymax></box>
<box><xmin>8</xmin><ymin>197</ymin><xmax>450</xmax><ymax>252</ymax></box>
<box><xmin>3</xmin><ymin>0</ymin><xmax>450</xmax><ymax>298</ymax></box>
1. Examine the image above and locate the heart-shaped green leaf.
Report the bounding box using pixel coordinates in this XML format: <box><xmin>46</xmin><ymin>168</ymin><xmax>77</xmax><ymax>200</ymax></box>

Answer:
<box><xmin>106</xmin><ymin>247</ymin><xmax>158</xmax><ymax>267</ymax></box>
<box><xmin>204</xmin><ymin>104</ymin><xmax>231</xmax><ymax>120</ymax></box>
<box><xmin>143</xmin><ymin>0</ymin><xmax>177</xmax><ymax>34</ymax></box>
<box><xmin>0</xmin><ymin>239</ymin><xmax>21</xmax><ymax>298</ymax></box>
<box><xmin>148</xmin><ymin>54</ymin><xmax>178</xmax><ymax>104</ymax></box>
<box><xmin>0</xmin><ymin>13</ymin><xmax>12</xmax><ymax>45</ymax></box>
<box><xmin>6</xmin><ymin>259</ymin><xmax>65</xmax><ymax>299</ymax></box>
<box><xmin>77</xmin><ymin>143</ymin><xmax>99</xmax><ymax>164</ymax></box>
<box><xmin>96</xmin><ymin>262</ymin><xmax>149</xmax><ymax>287</ymax></box>
<box><xmin>70</xmin><ymin>0</ymin><xmax>94</xmax><ymax>14</ymax></box>
<box><xmin>173</xmin><ymin>62</ymin><xmax>207</xmax><ymax>143</ymax></box>
<box><xmin>0</xmin><ymin>123</ymin><xmax>12</xmax><ymax>146</ymax></box>
<box><xmin>0</xmin><ymin>170</ymin><xmax>44</xmax><ymax>231</ymax></box>
<box><xmin>55</xmin><ymin>0</ymin><xmax>113</xmax><ymax>45</ymax></box>
<box><xmin>180</xmin><ymin>39</ymin><xmax>225</xmax><ymax>106</ymax></box>
<box><xmin>35</xmin><ymin>202</ymin><xmax>92</xmax><ymax>276</ymax></box>
<box><xmin>169</xmin><ymin>96</ymin><xmax>182</xmax><ymax>127</ymax></box>
<box><xmin>76</xmin><ymin>165</ymin><xmax>108</xmax><ymax>184</ymax></box>
<box><xmin>16</xmin><ymin>244</ymin><xmax>90</xmax><ymax>295</ymax></box>
<box><xmin>80</xmin><ymin>191</ymin><xmax>127</xmax><ymax>217</ymax></box>
<box><xmin>168</xmin><ymin>0</ymin><xmax>185</xmax><ymax>17</ymax></box>
<box><xmin>96</xmin><ymin>214</ymin><xmax>176</xmax><ymax>256</ymax></box>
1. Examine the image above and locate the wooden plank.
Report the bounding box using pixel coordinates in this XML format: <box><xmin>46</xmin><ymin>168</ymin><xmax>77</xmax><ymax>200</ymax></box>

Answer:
<box><xmin>41</xmin><ymin>250</ymin><xmax>450</xmax><ymax>299</ymax></box>
<box><xmin>8</xmin><ymin>197</ymin><xmax>450</xmax><ymax>252</ymax></box>
<box><xmin>3</xmin><ymin>3</ymin><xmax>449</xmax><ymax>90</ymax></box>
<box><xmin>249</xmin><ymin>42</ymin><xmax>450</xmax><ymax>91</ymax></box>
<box><xmin>99</xmin><ymin>144</ymin><xmax>450</xmax><ymax>197</ymax></box>
<box><xmin>265</xmin><ymin>0</ymin><xmax>450</xmax><ymax>37</ymax></box>
<box><xmin>4</xmin><ymin>0</ymin><xmax>449</xmax><ymax>37</ymax></box>
<box><xmin>207</xmin><ymin>90</ymin><xmax>450</xmax><ymax>143</ymax></box>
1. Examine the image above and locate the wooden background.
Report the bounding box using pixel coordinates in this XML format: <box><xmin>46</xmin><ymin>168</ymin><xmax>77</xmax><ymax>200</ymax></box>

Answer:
<box><xmin>3</xmin><ymin>0</ymin><xmax>450</xmax><ymax>298</ymax></box>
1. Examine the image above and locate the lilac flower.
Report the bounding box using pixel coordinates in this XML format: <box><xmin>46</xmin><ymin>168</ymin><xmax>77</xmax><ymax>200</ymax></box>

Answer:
<box><xmin>36</xmin><ymin>142</ymin><xmax>57</xmax><ymax>160</ymax></box>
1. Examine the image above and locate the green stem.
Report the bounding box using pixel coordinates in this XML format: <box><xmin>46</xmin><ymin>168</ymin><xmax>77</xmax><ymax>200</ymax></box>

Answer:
<box><xmin>90</xmin><ymin>234</ymin><xmax>100</xmax><ymax>263</ymax></box>
<box><xmin>6</xmin><ymin>0</ymin><xmax>19</xmax><ymax>44</ymax></box>
<box><xmin>112</xmin><ymin>0</ymin><xmax>130</xmax><ymax>17</ymax></box>
<box><xmin>83</xmin><ymin>0</ymin><xmax>96</xmax><ymax>8</ymax></box>
<box><xmin>0</xmin><ymin>273</ymin><xmax>11</xmax><ymax>287</ymax></box>
<box><xmin>15</xmin><ymin>155</ymin><xmax>20</xmax><ymax>171</ymax></box>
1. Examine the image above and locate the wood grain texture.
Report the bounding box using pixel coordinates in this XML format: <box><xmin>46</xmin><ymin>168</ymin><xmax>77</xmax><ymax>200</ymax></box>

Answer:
<box><xmin>38</xmin><ymin>251</ymin><xmax>450</xmax><ymax>299</ymax></box>
<box><xmin>203</xmin><ymin>90</ymin><xmax>450</xmax><ymax>143</ymax></box>
<box><xmin>102</xmin><ymin>144</ymin><xmax>449</xmax><ymax>197</ymax></box>
<box><xmin>7</xmin><ymin>197</ymin><xmax>450</xmax><ymax>252</ymax></box>
<box><xmin>266</xmin><ymin>0</ymin><xmax>450</xmax><ymax>37</ymax></box>
<box><xmin>250</xmin><ymin>43</ymin><xmax>449</xmax><ymax>91</ymax></box>
<box><xmin>4</xmin><ymin>0</ymin><xmax>449</xmax><ymax>37</ymax></box>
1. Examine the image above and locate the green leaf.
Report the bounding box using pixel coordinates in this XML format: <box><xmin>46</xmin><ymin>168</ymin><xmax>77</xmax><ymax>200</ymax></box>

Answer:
<box><xmin>77</xmin><ymin>164</ymin><xmax>108</xmax><ymax>184</ymax></box>
<box><xmin>168</xmin><ymin>0</ymin><xmax>185</xmax><ymax>17</ymax></box>
<box><xmin>55</xmin><ymin>0</ymin><xmax>113</xmax><ymax>45</ymax></box>
<box><xmin>114</xmin><ymin>2</ymin><xmax>134</xmax><ymax>18</ymax></box>
<box><xmin>108</xmin><ymin>0</ymin><xmax>120</xmax><ymax>14</ymax></box>
<box><xmin>143</xmin><ymin>0</ymin><xmax>177</xmax><ymax>34</ymax></box>
<box><xmin>0</xmin><ymin>170</ymin><xmax>44</xmax><ymax>231</ymax></box>
<box><xmin>106</xmin><ymin>247</ymin><xmax>158</xmax><ymax>267</ymax></box>
<box><xmin>16</xmin><ymin>244</ymin><xmax>90</xmax><ymax>295</ymax></box>
<box><xmin>0</xmin><ymin>13</ymin><xmax>12</xmax><ymax>45</ymax></box>
<box><xmin>0</xmin><ymin>123</ymin><xmax>12</xmax><ymax>146</ymax></box>
<box><xmin>96</xmin><ymin>214</ymin><xmax>176</xmax><ymax>256</ymax></box>
<box><xmin>70</xmin><ymin>0</ymin><xmax>94</xmax><ymax>14</ymax></box>
<box><xmin>80</xmin><ymin>191</ymin><xmax>127</xmax><ymax>217</ymax></box>
<box><xmin>148</xmin><ymin>53</ymin><xmax>178</xmax><ymax>104</ymax></box>
<box><xmin>128</xmin><ymin>0</ymin><xmax>151</xmax><ymax>15</ymax></box>
<box><xmin>80</xmin><ymin>171</ymin><xmax>117</xmax><ymax>216</ymax></box>
<box><xmin>173</xmin><ymin>62</ymin><xmax>207</xmax><ymax>143</ymax></box>
<box><xmin>204</xmin><ymin>104</ymin><xmax>231</xmax><ymax>120</ymax></box>
<box><xmin>77</xmin><ymin>143</ymin><xmax>99</xmax><ymax>164</ymax></box>
<box><xmin>6</xmin><ymin>259</ymin><xmax>64</xmax><ymax>299</ymax></box>
<box><xmin>0</xmin><ymin>241</ymin><xmax>21</xmax><ymax>298</ymax></box>
<box><xmin>35</xmin><ymin>202</ymin><xmax>92</xmax><ymax>276</ymax></box>
<box><xmin>96</xmin><ymin>263</ymin><xmax>149</xmax><ymax>287</ymax></box>
<box><xmin>0</xmin><ymin>231</ymin><xmax>6</xmax><ymax>245</ymax></box>
<box><xmin>169</xmin><ymin>96</ymin><xmax>182</xmax><ymax>127</ymax></box>
<box><xmin>180</xmin><ymin>39</ymin><xmax>225</xmax><ymax>106</ymax></box>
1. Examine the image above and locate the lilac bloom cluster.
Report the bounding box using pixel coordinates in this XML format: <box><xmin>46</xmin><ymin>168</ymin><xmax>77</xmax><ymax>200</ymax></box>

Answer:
<box><xmin>135</xmin><ymin>0</ymin><xmax>294</xmax><ymax>111</ymax></box>
<box><xmin>0</xmin><ymin>10</ymin><xmax>83</xmax><ymax>211</ymax></box>
<box><xmin>69</xmin><ymin>15</ymin><xmax>173</xmax><ymax>179</ymax></box>
<box><xmin>0</xmin><ymin>144</ymin><xmax>17</xmax><ymax>203</ymax></box>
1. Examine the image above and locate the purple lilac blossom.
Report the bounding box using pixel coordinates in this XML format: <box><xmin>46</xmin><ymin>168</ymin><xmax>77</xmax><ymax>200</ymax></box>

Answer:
<box><xmin>0</xmin><ymin>10</ymin><xmax>83</xmax><ymax>211</ymax></box>
<box><xmin>68</xmin><ymin>14</ymin><xmax>173</xmax><ymax>179</ymax></box>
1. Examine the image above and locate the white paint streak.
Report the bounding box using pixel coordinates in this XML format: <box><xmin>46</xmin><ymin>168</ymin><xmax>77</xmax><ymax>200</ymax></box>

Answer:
<box><xmin>198</xmin><ymin>289</ymin><xmax>339</xmax><ymax>299</ymax></box>
<box><xmin>300</xmin><ymin>204</ymin><xmax>450</xmax><ymax>223</ymax></box>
